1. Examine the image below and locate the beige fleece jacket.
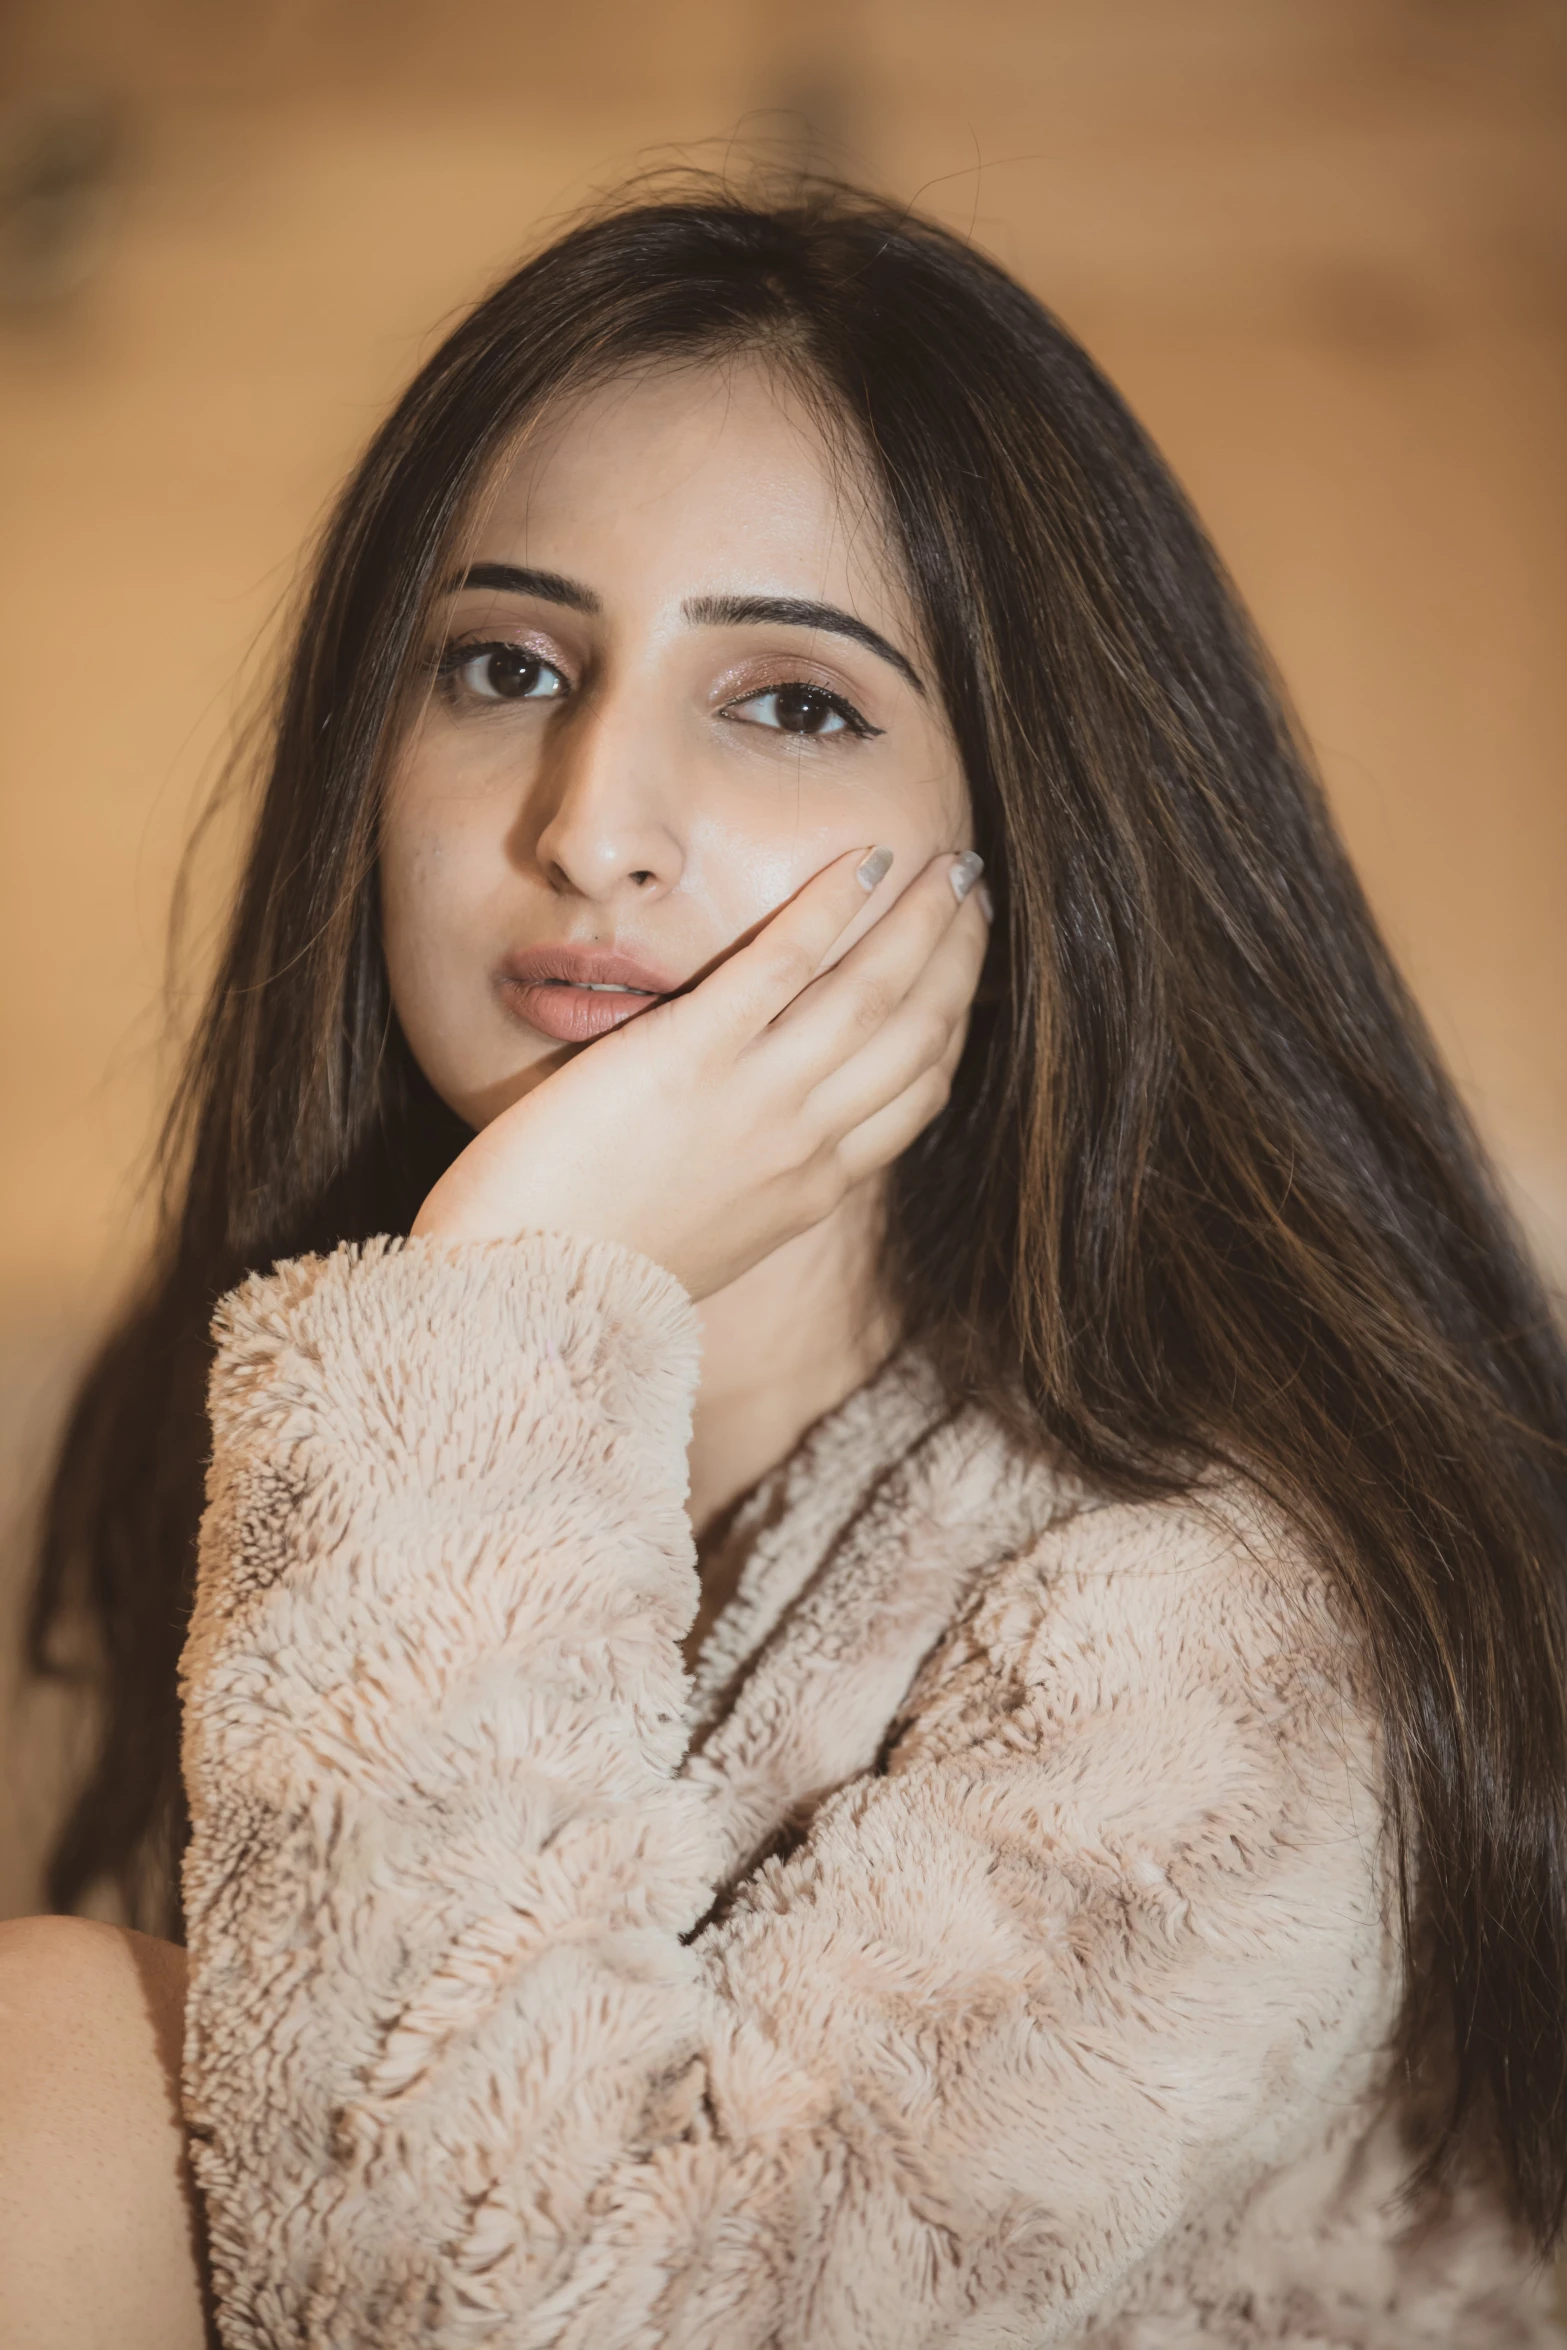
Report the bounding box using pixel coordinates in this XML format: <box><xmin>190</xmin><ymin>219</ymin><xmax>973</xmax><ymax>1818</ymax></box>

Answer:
<box><xmin>179</xmin><ymin>1232</ymin><xmax>1560</xmax><ymax>2347</ymax></box>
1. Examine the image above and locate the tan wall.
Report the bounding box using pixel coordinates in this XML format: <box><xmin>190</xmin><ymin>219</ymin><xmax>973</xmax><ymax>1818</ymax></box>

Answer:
<box><xmin>2</xmin><ymin>0</ymin><xmax>1564</xmax><ymax>1912</ymax></box>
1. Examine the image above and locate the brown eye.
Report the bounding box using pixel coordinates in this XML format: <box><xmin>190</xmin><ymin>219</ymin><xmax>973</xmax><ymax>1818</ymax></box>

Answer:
<box><xmin>773</xmin><ymin>684</ymin><xmax>842</xmax><ymax>735</ymax></box>
<box><xmin>447</xmin><ymin>644</ymin><xmax>567</xmax><ymax>703</ymax></box>
<box><xmin>730</xmin><ymin>682</ymin><xmax>868</xmax><ymax>738</ymax></box>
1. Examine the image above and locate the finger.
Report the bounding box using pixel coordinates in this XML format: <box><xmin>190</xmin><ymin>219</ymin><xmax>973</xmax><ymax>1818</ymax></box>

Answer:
<box><xmin>835</xmin><ymin>1050</ymin><xmax>960</xmax><ymax>1186</ymax></box>
<box><xmin>688</xmin><ymin>843</ymin><xmax>899</xmax><ymax>1041</ymax></box>
<box><xmin>768</xmin><ymin>850</ymin><xmax>985</xmax><ymax>1084</ymax></box>
<box><xmin>803</xmin><ymin>893</ymin><xmax>986</xmax><ymax>1136</ymax></box>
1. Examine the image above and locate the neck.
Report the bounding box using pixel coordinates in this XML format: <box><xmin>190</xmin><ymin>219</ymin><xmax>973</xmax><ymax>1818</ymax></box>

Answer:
<box><xmin>687</xmin><ymin>1180</ymin><xmax>895</xmax><ymax>1537</ymax></box>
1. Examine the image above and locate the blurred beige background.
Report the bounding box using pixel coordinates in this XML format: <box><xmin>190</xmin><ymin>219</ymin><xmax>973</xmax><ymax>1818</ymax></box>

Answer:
<box><xmin>1</xmin><ymin>0</ymin><xmax>1564</xmax><ymax>1916</ymax></box>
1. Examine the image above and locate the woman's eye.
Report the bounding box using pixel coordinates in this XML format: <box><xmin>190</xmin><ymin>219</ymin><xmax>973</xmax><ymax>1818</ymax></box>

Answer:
<box><xmin>442</xmin><ymin>643</ymin><xmax>567</xmax><ymax>704</ymax></box>
<box><xmin>731</xmin><ymin>683</ymin><xmax>870</xmax><ymax>738</ymax></box>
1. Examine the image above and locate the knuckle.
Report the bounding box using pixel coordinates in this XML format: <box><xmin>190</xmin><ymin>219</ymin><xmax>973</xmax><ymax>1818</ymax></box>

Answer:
<box><xmin>764</xmin><ymin>939</ymin><xmax>815</xmax><ymax>997</ymax></box>
<box><xmin>796</xmin><ymin>1095</ymin><xmax>834</xmax><ymax>1156</ymax></box>
<box><xmin>910</xmin><ymin>1009</ymin><xmax>952</xmax><ymax>1068</ymax></box>
<box><xmin>807</xmin><ymin>1140</ymin><xmax>848</xmax><ymax>1206</ymax></box>
<box><xmin>850</xmin><ymin>975</ymin><xmax>898</xmax><ymax>1034</ymax></box>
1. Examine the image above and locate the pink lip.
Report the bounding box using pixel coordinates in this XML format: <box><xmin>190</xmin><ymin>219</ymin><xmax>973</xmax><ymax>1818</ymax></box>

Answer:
<box><xmin>496</xmin><ymin>944</ymin><xmax>682</xmax><ymax>1046</ymax></box>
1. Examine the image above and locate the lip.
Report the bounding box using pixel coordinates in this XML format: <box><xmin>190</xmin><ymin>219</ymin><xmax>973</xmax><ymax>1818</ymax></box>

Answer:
<box><xmin>496</xmin><ymin>943</ymin><xmax>683</xmax><ymax>1046</ymax></box>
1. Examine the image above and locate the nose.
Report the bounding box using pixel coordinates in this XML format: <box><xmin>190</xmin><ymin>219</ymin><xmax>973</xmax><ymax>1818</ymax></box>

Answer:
<box><xmin>526</xmin><ymin>690</ymin><xmax>684</xmax><ymax>907</ymax></box>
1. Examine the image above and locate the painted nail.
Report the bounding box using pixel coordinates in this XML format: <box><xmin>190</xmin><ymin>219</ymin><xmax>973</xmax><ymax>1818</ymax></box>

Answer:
<box><xmin>856</xmin><ymin>845</ymin><xmax>895</xmax><ymax>892</ymax></box>
<box><xmin>949</xmin><ymin>851</ymin><xmax>985</xmax><ymax>903</ymax></box>
<box><xmin>975</xmin><ymin>880</ymin><xmax>995</xmax><ymax>922</ymax></box>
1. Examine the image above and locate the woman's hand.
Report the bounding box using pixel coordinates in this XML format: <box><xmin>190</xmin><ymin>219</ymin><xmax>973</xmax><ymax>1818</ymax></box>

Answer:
<box><xmin>411</xmin><ymin>847</ymin><xmax>990</xmax><ymax>1301</ymax></box>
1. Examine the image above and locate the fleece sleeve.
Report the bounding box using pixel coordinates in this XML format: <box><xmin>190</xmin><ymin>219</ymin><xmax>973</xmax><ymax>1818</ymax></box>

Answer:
<box><xmin>180</xmin><ymin>1234</ymin><xmax>1393</xmax><ymax>2350</ymax></box>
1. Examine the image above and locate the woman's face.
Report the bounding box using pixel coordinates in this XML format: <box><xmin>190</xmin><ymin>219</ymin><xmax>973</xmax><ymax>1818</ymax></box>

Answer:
<box><xmin>382</xmin><ymin>357</ymin><xmax>971</xmax><ymax>1128</ymax></box>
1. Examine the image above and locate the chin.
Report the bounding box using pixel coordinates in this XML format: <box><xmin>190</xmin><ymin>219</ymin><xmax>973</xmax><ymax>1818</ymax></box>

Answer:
<box><xmin>454</xmin><ymin>1047</ymin><xmax>569</xmax><ymax>1130</ymax></box>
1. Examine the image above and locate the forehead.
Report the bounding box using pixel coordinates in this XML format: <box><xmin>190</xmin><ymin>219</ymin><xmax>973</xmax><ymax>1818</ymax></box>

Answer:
<box><xmin>466</xmin><ymin>356</ymin><xmax>913</xmax><ymax>630</ymax></box>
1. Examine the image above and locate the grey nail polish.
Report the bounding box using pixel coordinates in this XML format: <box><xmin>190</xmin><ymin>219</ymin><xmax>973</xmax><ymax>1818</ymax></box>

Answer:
<box><xmin>949</xmin><ymin>851</ymin><xmax>985</xmax><ymax>903</ymax></box>
<box><xmin>857</xmin><ymin>845</ymin><xmax>894</xmax><ymax>892</ymax></box>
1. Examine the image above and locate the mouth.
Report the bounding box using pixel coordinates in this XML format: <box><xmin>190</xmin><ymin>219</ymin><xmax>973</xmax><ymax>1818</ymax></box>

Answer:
<box><xmin>496</xmin><ymin>946</ymin><xmax>679</xmax><ymax>1045</ymax></box>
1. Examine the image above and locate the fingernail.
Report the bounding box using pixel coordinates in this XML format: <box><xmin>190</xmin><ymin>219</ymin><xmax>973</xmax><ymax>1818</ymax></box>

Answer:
<box><xmin>949</xmin><ymin>851</ymin><xmax>985</xmax><ymax>903</ymax></box>
<box><xmin>975</xmin><ymin>880</ymin><xmax>994</xmax><ymax>922</ymax></box>
<box><xmin>856</xmin><ymin>845</ymin><xmax>894</xmax><ymax>892</ymax></box>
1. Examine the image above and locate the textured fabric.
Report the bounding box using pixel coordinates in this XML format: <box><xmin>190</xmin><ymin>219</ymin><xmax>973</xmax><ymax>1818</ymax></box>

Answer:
<box><xmin>179</xmin><ymin>1232</ymin><xmax>1560</xmax><ymax>2348</ymax></box>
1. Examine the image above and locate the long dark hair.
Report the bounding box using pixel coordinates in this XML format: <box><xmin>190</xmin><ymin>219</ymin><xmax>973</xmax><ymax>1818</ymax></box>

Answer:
<box><xmin>27</xmin><ymin>174</ymin><xmax>1567</xmax><ymax>2245</ymax></box>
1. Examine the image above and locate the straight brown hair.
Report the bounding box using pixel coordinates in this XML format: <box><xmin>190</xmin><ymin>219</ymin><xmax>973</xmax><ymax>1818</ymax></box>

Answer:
<box><xmin>28</xmin><ymin>175</ymin><xmax>1567</xmax><ymax>2246</ymax></box>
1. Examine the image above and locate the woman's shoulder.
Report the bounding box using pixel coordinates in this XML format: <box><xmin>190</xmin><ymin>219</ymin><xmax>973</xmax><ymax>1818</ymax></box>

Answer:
<box><xmin>926</xmin><ymin>1386</ymin><xmax>1351</xmax><ymax>1664</ymax></box>
<box><xmin>1030</xmin><ymin>1470</ymin><xmax>1344</xmax><ymax>1641</ymax></box>
<box><xmin>899</xmin><ymin>1442</ymin><xmax>1377</xmax><ymax>1811</ymax></box>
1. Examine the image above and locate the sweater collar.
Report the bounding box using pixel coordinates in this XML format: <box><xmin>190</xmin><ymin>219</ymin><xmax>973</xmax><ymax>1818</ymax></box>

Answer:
<box><xmin>681</xmin><ymin>1351</ymin><xmax>1073</xmax><ymax>1892</ymax></box>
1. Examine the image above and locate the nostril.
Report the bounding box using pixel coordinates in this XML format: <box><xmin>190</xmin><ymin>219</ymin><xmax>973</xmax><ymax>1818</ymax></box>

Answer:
<box><xmin>630</xmin><ymin>870</ymin><xmax>655</xmax><ymax>887</ymax></box>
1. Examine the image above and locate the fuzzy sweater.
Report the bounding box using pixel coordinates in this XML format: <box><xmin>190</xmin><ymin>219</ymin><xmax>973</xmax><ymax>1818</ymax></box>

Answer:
<box><xmin>179</xmin><ymin>1232</ymin><xmax>1560</xmax><ymax>2348</ymax></box>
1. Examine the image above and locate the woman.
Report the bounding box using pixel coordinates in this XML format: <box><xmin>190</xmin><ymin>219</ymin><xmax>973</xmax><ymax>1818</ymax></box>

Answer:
<box><xmin>3</xmin><ymin>177</ymin><xmax>1566</xmax><ymax>2347</ymax></box>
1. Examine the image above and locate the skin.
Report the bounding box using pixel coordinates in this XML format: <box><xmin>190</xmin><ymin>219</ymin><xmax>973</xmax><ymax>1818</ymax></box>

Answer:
<box><xmin>0</xmin><ymin>1918</ymin><xmax>208</xmax><ymax>2347</ymax></box>
<box><xmin>0</xmin><ymin>355</ymin><xmax>985</xmax><ymax>2338</ymax></box>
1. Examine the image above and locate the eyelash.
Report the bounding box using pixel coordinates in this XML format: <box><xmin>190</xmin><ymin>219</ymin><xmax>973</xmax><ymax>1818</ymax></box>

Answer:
<box><xmin>433</xmin><ymin>636</ymin><xmax>882</xmax><ymax>741</ymax></box>
<box><xmin>433</xmin><ymin>638</ymin><xmax>564</xmax><ymax>699</ymax></box>
<box><xmin>722</xmin><ymin>682</ymin><xmax>881</xmax><ymax>741</ymax></box>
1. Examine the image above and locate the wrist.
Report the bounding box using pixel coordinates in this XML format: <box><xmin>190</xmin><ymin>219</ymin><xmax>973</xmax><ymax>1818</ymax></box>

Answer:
<box><xmin>409</xmin><ymin>1171</ymin><xmax>522</xmax><ymax>1247</ymax></box>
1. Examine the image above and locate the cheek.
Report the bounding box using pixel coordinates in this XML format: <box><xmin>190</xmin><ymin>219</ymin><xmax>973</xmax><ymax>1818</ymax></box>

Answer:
<box><xmin>682</xmin><ymin>810</ymin><xmax>830</xmax><ymax>936</ymax></box>
<box><xmin>378</xmin><ymin>781</ymin><xmax>536</xmax><ymax>1117</ymax></box>
<box><xmin>379</xmin><ymin>813</ymin><xmax>456</xmax><ymax>1016</ymax></box>
<box><xmin>381</xmin><ymin>745</ymin><xmax>508</xmax><ymax>990</ymax></box>
<box><xmin>682</xmin><ymin>749</ymin><xmax>970</xmax><ymax>956</ymax></box>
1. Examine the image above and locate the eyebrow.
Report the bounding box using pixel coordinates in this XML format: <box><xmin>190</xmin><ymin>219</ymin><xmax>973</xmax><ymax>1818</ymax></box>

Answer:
<box><xmin>445</xmin><ymin>562</ymin><xmax>602</xmax><ymax>613</ymax></box>
<box><xmin>683</xmin><ymin>594</ymin><xmax>925</xmax><ymax>693</ymax></box>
